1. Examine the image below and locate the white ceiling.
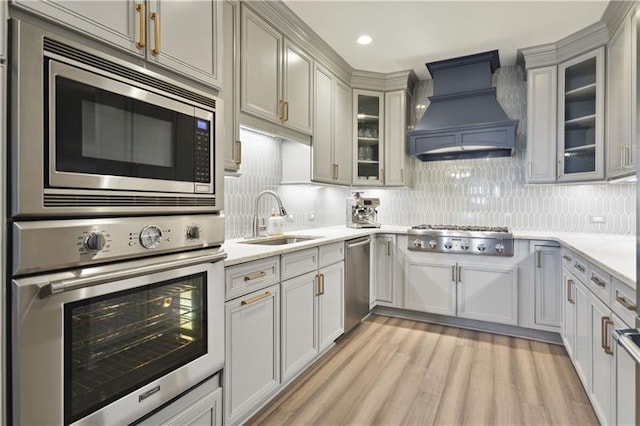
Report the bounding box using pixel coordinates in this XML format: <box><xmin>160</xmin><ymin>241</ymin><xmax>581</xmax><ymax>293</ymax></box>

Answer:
<box><xmin>282</xmin><ymin>0</ymin><xmax>610</xmax><ymax>79</ymax></box>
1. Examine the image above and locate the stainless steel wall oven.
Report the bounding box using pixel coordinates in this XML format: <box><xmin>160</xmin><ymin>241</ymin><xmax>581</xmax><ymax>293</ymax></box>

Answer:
<box><xmin>11</xmin><ymin>215</ymin><xmax>226</xmax><ymax>425</ymax></box>
<box><xmin>10</xmin><ymin>19</ymin><xmax>224</xmax><ymax>217</ymax></box>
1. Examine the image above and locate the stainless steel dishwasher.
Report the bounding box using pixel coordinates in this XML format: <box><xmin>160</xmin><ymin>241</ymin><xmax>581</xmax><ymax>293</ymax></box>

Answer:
<box><xmin>345</xmin><ymin>236</ymin><xmax>371</xmax><ymax>332</ymax></box>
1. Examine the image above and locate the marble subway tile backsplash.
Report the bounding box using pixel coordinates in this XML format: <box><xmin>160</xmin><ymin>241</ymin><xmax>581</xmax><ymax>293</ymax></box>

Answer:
<box><xmin>224</xmin><ymin>67</ymin><xmax>635</xmax><ymax>238</ymax></box>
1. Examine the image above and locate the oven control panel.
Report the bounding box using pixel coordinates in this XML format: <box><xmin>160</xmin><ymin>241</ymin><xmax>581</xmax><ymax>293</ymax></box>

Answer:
<box><xmin>13</xmin><ymin>215</ymin><xmax>225</xmax><ymax>276</ymax></box>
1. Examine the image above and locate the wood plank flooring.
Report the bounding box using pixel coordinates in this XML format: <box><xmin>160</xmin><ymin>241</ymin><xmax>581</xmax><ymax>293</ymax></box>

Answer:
<box><xmin>248</xmin><ymin>315</ymin><xmax>599</xmax><ymax>426</ymax></box>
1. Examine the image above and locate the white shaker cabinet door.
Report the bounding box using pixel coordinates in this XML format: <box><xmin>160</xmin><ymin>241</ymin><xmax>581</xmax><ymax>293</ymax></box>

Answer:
<box><xmin>562</xmin><ymin>271</ymin><xmax>577</xmax><ymax>359</ymax></box>
<box><xmin>12</xmin><ymin>0</ymin><xmax>143</xmax><ymax>55</ymax></box>
<box><xmin>533</xmin><ymin>245</ymin><xmax>561</xmax><ymax>328</ymax></box>
<box><xmin>283</xmin><ymin>40</ymin><xmax>313</xmax><ymax>135</ymax></box>
<box><xmin>456</xmin><ymin>263</ymin><xmax>518</xmax><ymax>326</ymax></box>
<box><xmin>333</xmin><ymin>78</ymin><xmax>352</xmax><ymax>185</ymax></box>
<box><xmin>224</xmin><ymin>284</ymin><xmax>280</xmax><ymax>425</ymax></box>
<box><xmin>240</xmin><ymin>6</ymin><xmax>282</xmax><ymax>123</ymax></box>
<box><xmin>374</xmin><ymin>235</ymin><xmax>395</xmax><ymax>305</ymax></box>
<box><xmin>281</xmin><ymin>272</ymin><xmax>317</xmax><ymax>383</ymax></box>
<box><xmin>404</xmin><ymin>260</ymin><xmax>456</xmax><ymax>316</ymax></box>
<box><xmin>526</xmin><ymin>66</ymin><xmax>557</xmax><ymax>183</ymax></box>
<box><xmin>221</xmin><ymin>0</ymin><xmax>241</xmax><ymax>172</ymax></box>
<box><xmin>147</xmin><ymin>0</ymin><xmax>222</xmax><ymax>88</ymax></box>
<box><xmin>384</xmin><ymin>90</ymin><xmax>407</xmax><ymax>186</ymax></box>
<box><xmin>574</xmin><ymin>279</ymin><xmax>591</xmax><ymax>386</ymax></box>
<box><xmin>312</xmin><ymin>64</ymin><xmax>334</xmax><ymax>184</ymax></box>
<box><xmin>590</xmin><ymin>295</ymin><xmax>614</xmax><ymax>426</ymax></box>
<box><xmin>318</xmin><ymin>261</ymin><xmax>345</xmax><ymax>352</ymax></box>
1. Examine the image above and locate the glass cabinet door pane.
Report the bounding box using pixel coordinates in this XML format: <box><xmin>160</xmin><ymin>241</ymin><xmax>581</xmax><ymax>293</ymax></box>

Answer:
<box><xmin>64</xmin><ymin>273</ymin><xmax>207</xmax><ymax>425</ymax></box>
<box><xmin>356</xmin><ymin>94</ymin><xmax>381</xmax><ymax>181</ymax></box>
<box><xmin>562</xmin><ymin>56</ymin><xmax>597</xmax><ymax>175</ymax></box>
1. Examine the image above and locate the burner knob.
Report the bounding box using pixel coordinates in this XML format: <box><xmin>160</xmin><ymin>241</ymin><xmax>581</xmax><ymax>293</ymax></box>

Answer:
<box><xmin>187</xmin><ymin>226</ymin><xmax>200</xmax><ymax>239</ymax></box>
<box><xmin>84</xmin><ymin>232</ymin><xmax>106</xmax><ymax>252</ymax></box>
<box><xmin>460</xmin><ymin>242</ymin><xmax>470</xmax><ymax>250</ymax></box>
<box><xmin>495</xmin><ymin>243</ymin><xmax>505</xmax><ymax>253</ymax></box>
<box><xmin>477</xmin><ymin>243</ymin><xmax>487</xmax><ymax>252</ymax></box>
<box><xmin>413</xmin><ymin>239</ymin><xmax>423</xmax><ymax>248</ymax></box>
<box><xmin>444</xmin><ymin>241</ymin><xmax>453</xmax><ymax>250</ymax></box>
<box><xmin>428</xmin><ymin>239</ymin><xmax>438</xmax><ymax>249</ymax></box>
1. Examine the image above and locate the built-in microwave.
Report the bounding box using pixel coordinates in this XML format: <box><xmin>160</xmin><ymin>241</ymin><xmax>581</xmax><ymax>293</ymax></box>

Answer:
<box><xmin>10</xmin><ymin>19</ymin><xmax>224</xmax><ymax>217</ymax></box>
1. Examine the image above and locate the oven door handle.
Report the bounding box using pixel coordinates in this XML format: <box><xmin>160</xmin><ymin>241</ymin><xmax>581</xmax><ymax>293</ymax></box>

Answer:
<box><xmin>39</xmin><ymin>251</ymin><xmax>227</xmax><ymax>298</ymax></box>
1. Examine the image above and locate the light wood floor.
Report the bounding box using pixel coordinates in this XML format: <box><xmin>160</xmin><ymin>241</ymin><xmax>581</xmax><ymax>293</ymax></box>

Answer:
<box><xmin>249</xmin><ymin>315</ymin><xmax>599</xmax><ymax>426</ymax></box>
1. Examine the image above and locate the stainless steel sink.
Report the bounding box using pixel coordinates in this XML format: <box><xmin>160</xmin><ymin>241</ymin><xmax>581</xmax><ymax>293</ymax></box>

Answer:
<box><xmin>240</xmin><ymin>235</ymin><xmax>320</xmax><ymax>245</ymax></box>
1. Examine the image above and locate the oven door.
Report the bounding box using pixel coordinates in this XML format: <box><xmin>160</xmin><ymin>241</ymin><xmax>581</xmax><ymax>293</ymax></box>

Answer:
<box><xmin>49</xmin><ymin>59</ymin><xmax>214</xmax><ymax>195</ymax></box>
<box><xmin>12</xmin><ymin>249</ymin><xmax>225</xmax><ymax>426</ymax></box>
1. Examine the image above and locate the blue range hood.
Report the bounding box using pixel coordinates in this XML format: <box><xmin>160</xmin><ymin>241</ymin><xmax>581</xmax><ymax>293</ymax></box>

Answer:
<box><xmin>408</xmin><ymin>50</ymin><xmax>518</xmax><ymax>161</ymax></box>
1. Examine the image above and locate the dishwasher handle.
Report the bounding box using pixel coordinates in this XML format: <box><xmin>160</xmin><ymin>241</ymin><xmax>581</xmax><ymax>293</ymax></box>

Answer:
<box><xmin>346</xmin><ymin>236</ymin><xmax>371</xmax><ymax>248</ymax></box>
<box><xmin>615</xmin><ymin>328</ymin><xmax>640</xmax><ymax>364</ymax></box>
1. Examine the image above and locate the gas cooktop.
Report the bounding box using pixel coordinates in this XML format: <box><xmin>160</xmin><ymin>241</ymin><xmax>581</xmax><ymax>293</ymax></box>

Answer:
<box><xmin>407</xmin><ymin>224</ymin><xmax>513</xmax><ymax>256</ymax></box>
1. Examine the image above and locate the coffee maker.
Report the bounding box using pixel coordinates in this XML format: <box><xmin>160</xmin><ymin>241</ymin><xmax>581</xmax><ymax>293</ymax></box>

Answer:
<box><xmin>347</xmin><ymin>192</ymin><xmax>381</xmax><ymax>228</ymax></box>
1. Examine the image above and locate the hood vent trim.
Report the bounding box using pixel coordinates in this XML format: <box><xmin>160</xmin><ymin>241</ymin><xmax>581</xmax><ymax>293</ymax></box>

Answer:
<box><xmin>409</xmin><ymin>50</ymin><xmax>518</xmax><ymax>162</ymax></box>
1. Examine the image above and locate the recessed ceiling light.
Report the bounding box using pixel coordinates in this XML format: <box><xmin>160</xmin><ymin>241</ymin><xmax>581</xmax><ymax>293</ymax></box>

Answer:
<box><xmin>357</xmin><ymin>35</ymin><xmax>372</xmax><ymax>45</ymax></box>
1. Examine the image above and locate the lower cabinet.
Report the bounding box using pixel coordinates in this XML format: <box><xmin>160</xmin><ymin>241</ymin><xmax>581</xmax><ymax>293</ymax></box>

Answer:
<box><xmin>404</xmin><ymin>256</ymin><xmax>518</xmax><ymax>325</ymax></box>
<box><xmin>138</xmin><ymin>375</ymin><xmax>222</xmax><ymax>426</ymax></box>
<box><xmin>575</xmin><ymin>276</ymin><xmax>592</xmax><ymax>386</ymax></box>
<box><xmin>373</xmin><ymin>234</ymin><xmax>395</xmax><ymax>306</ymax></box>
<box><xmin>616</xmin><ymin>330</ymin><xmax>637</xmax><ymax>426</ymax></box>
<box><xmin>224</xmin><ymin>284</ymin><xmax>280</xmax><ymax>425</ymax></box>
<box><xmin>590</xmin><ymin>295</ymin><xmax>618</xmax><ymax>426</ymax></box>
<box><xmin>281</xmin><ymin>261</ymin><xmax>344</xmax><ymax>383</ymax></box>
<box><xmin>533</xmin><ymin>244</ymin><xmax>562</xmax><ymax>328</ymax></box>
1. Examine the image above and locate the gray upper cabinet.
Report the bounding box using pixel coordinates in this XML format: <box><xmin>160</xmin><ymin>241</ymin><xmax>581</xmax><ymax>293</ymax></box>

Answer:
<box><xmin>333</xmin><ymin>78</ymin><xmax>352</xmax><ymax>185</ymax></box>
<box><xmin>557</xmin><ymin>47</ymin><xmax>605</xmax><ymax>182</ymax></box>
<box><xmin>606</xmin><ymin>6</ymin><xmax>637</xmax><ymax>179</ymax></box>
<box><xmin>526</xmin><ymin>66</ymin><xmax>558</xmax><ymax>183</ymax></box>
<box><xmin>12</xmin><ymin>0</ymin><xmax>222</xmax><ymax>88</ymax></box>
<box><xmin>240</xmin><ymin>6</ymin><xmax>313</xmax><ymax>135</ymax></box>
<box><xmin>221</xmin><ymin>0</ymin><xmax>241</xmax><ymax>173</ymax></box>
<box><xmin>12</xmin><ymin>0</ymin><xmax>142</xmax><ymax>55</ymax></box>
<box><xmin>384</xmin><ymin>90</ymin><xmax>409</xmax><ymax>187</ymax></box>
<box><xmin>146</xmin><ymin>0</ymin><xmax>222</xmax><ymax>88</ymax></box>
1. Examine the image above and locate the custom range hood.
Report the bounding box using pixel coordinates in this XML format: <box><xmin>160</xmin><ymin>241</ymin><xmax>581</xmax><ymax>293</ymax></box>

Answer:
<box><xmin>408</xmin><ymin>50</ymin><xmax>518</xmax><ymax>161</ymax></box>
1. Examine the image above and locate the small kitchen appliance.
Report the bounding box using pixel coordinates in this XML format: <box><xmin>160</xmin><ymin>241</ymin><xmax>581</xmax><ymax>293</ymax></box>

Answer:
<box><xmin>347</xmin><ymin>192</ymin><xmax>381</xmax><ymax>228</ymax></box>
<box><xmin>407</xmin><ymin>224</ymin><xmax>514</xmax><ymax>256</ymax></box>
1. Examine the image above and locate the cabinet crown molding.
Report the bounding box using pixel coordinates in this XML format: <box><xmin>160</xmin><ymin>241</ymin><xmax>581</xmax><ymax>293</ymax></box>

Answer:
<box><xmin>601</xmin><ymin>0</ymin><xmax>637</xmax><ymax>36</ymax></box>
<box><xmin>518</xmin><ymin>21</ymin><xmax>609</xmax><ymax>69</ymax></box>
<box><xmin>351</xmin><ymin>69</ymin><xmax>418</xmax><ymax>92</ymax></box>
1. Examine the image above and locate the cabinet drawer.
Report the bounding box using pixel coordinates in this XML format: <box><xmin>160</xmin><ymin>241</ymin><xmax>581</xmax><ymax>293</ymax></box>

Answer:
<box><xmin>563</xmin><ymin>250</ymin><xmax>588</xmax><ymax>283</ymax></box>
<box><xmin>612</xmin><ymin>277</ymin><xmax>637</xmax><ymax>328</ymax></box>
<box><xmin>281</xmin><ymin>248</ymin><xmax>318</xmax><ymax>280</ymax></box>
<box><xmin>225</xmin><ymin>256</ymin><xmax>280</xmax><ymax>300</ymax></box>
<box><xmin>319</xmin><ymin>242</ymin><xmax>345</xmax><ymax>267</ymax></box>
<box><xmin>588</xmin><ymin>264</ymin><xmax>611</xmax><ymax>304</ymax></box>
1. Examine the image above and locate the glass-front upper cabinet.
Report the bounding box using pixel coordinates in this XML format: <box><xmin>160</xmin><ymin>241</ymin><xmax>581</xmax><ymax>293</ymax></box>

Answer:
<box><xmin>353</xmin><ymin>90</ymin><xmax>384</xmax><ymax>185</ymax></box>
<box><xmin>557</xmin><ymin>47</ymin><xmax>605</xmax><ymax>182</ymax></box>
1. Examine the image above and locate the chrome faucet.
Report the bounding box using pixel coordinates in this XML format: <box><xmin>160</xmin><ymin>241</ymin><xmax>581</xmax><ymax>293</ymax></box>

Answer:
<box><xmin>251</xmin><ymin>190</ymin><xmax>287</xmax><ymax>237</ymax></box>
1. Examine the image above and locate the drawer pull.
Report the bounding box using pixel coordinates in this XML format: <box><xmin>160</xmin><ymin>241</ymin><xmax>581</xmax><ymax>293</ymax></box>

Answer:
<box><xmin>562</xmin><ymin>254</ymin><xmax>572</xmax><ymax>262</ymax></box>
<box><xmin>573</xmin><ymin>262</ymin><xmax>585</xmax><ymax>273</ymax></box>
<box><xmin>616</xmin><ymin>292</ymin><xmax>637</xmax><ymax>311</ymax></box>
<box><xmin>150</xmin><ymin>12</ymin><xmax>160</xmax><ymax>55</ymax></box>
<box><xmin>590</xmin><ymin>274</ymin><xmax>606</xmax><ymax>288</ymax></box>
<box><xmin>567</xmin><ymin>279</ymin><xmax>575</xmax><ymax>304</ymax></box>
<box><xmin>244</xmin><ymin>271</ymin><xmax>267</xmax><ymax>281</ymax></box>
<box><xmin>241</xmin><ymin>291</ymin><xmax>271</xmax><ymax>306</ymax></box>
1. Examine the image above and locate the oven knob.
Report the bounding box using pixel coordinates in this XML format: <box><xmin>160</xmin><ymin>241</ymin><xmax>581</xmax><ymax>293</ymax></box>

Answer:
<box><xmin>413</xmin><ymin>239</ymin><xmax>423</xmax><ymax>248</ymax></box>
<box><xmin>84</xmin><ymin>232</ymin><xmax>106</xmax><ymax>252</ymax></box>
<box><xmin>429</xmin><ymin>239</ymin><xmax>438</xmax><ymax>249</ymax></box>
<box><xmin>495</xmin><ymin>243</ymin><xmax>505</xmax><ymax>253</ymax></box>
<box><xmin>187</xmin><ymin>226</ymin><xmax>200</xmax><ymax>239</ymax></box>
<box><xmin>460</xmin><ymin>242</ymin><xmax>470</xmax><ymax>250</ymax></box>
<box><xmin>477</xmin><ymin>243</ymin><xmax>487</xmax><ymax>252</ymax></box>
<box><xmin>444</xmin><ymin>241</ymin><xmax>453</xmax><ymax>250</ymax></box>
<box><xmin>140</xmin><ymin>225</ymin><xmax>163</xmax><ymax>249</ymax></box>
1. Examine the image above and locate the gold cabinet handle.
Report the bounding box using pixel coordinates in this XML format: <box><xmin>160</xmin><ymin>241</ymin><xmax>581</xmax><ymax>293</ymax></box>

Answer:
<box><xmin>315</xmin><ymin>274</ymin><xmax>321</xmax><ymax>296</ymax></box>
<box><xmin>603</xmin><ymin>317</ymin><xmax>614</xmax><ymax>355</ymax></box>
<box><xmin>235</xmin><ymin>141</ymin><xmax>242</xmax><ymax>165</ymax></box>
<box><xmin>458</xmin><ymin>266</ymin><xmax>462</xmax><ymax>282</ymax></box>
<box><xmin>279</xmin><ymin>99</ymin><xmax>285</xmax><ymax>121</ymax></box>
<box><xmin>151</xmin><ymin>12</ymin><xmax>160</xmax><ymax>55</ymax></box>
<box><xmin>321</xmin><ymin>273</ymin><xmax>325</xmax><ymax>295</ymax></box>
<box><xmin>241</xmin><ymin>291</ymin><xmax>271</xmax><ymax>306</ymax></box>
<box><xmin>244</xmin><ymin>271</ymin><xmax>267</xmax><ymax>281</ymax></box>
<box><xmin>386</xmin><ymin>240</ymin><xmax>391</xmax><ymax>256</ymax></box>
<box><xmin>284</xmin><ymin>100</ymin><xmax>289</xmax><ymax>121</ymax></box>
<box><xmin>451</xmin><ymin>265</ymin><xmax>456</xmax><ymax>282</ymax></box>
<box><xmin>590</xmin><ymin>274</ymin><xmax>606</xmax><ymax>288</ymax></box>
<box><xmin>136</xmin><ymin>3</ymin><xmax>146</xmax><ymax>48</ymax></box>
<box><xmin>567</xmin><ymin>279</ymin><xmax>575</xmax><ymax>304</ymax></box>
<box><xmin>616</xmin><ymin>292</ymin><xmax>637</xmax><ymax>311</ymax></box>
<box><xmin>536</xmin><ymin>249</ymin><xmax>542</xmax><ymax>268</ymax></box>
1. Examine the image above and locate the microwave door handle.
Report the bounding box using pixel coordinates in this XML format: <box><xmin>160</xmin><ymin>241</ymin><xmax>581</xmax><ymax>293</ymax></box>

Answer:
<box><xmin>38</xmin><ymin>250</ymin><xmax>227</xmax><ymax>298</ymax></box>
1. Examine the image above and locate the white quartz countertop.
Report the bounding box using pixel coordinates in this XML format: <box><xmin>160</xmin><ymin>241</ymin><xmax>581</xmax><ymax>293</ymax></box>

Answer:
<box><xmin>223</xmin><ymin>226</ymin><xmax>636</xmax><ymax>289</ymax></box>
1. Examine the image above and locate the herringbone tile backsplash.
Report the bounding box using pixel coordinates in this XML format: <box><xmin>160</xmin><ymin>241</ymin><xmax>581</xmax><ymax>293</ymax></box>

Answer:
<box><xmin>224</xmin><ymin>66</ymin><xmax>635</xmax><ymax>239</ymax></box>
